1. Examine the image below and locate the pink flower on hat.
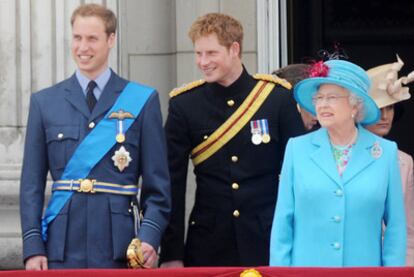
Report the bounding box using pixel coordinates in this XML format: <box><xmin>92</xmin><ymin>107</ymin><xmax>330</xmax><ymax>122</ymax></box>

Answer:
<box><xmin>309</xmin><ymin>61</ymin><xmax>329</xmax><ymax>78</ymax></box>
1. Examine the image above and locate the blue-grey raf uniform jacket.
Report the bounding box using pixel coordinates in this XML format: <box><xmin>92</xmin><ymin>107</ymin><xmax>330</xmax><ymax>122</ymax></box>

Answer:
<box><xmin>20</xmin><ymin>71</ymin><xmax>171</xmax><ymax>268</ymax></box>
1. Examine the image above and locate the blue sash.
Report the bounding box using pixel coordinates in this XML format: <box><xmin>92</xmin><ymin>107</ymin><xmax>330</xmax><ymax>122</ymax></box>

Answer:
<box><xmin>41</xmin><ymin>82</ymin><xmax>154</xmax><ymax>241</ymax></box>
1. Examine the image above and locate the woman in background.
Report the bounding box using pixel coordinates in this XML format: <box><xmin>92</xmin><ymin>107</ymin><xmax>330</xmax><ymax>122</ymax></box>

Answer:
<box><xmin>365</xmin><ymin>55</ymin><xmax>414</xmax><ymax>266</ymax></box>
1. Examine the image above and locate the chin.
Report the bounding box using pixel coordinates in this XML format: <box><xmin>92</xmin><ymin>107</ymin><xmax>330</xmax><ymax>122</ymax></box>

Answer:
<box><xmin>203</xmin><ymin>75</ymin><xmax>219</xmax><ymax>83</ymax></box>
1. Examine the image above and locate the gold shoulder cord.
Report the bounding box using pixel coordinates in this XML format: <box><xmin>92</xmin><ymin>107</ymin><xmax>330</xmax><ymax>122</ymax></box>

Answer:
<box><xmin>169</xmin><ymin>79</ymin><xmax>206</xmax><ymax>98</ymax></box>
<box><xmin>253</xmin><ymin>73</ymin><xmax>292</xmax><ymax>90</ymax></box>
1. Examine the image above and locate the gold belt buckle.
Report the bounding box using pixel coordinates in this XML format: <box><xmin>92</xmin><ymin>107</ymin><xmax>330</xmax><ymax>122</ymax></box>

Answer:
<box><xmin>78</xmin><ymin>179</ymin><xmax>96</xmax><ymax>193</ymax></box>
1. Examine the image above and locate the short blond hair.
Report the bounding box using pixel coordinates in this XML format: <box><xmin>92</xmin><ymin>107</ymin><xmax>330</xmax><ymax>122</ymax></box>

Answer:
<box><xmin>71</xmin><ymin>4</ymin><xmax>117</xmax><ymax>36</ymax></box>
<box><xmin>188</xmin><ymin>13</ymin><xmax>243</xmax><ymax>56</ymax></box>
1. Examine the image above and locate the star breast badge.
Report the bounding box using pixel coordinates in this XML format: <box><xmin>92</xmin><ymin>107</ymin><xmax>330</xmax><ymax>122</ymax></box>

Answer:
<box><xmin>112</xmin><ymin>146</ymin><xmax>132</xmax><ymax>172</ymax></box>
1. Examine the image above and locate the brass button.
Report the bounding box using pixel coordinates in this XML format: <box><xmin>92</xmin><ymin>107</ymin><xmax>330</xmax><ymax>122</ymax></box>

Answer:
<box><xmin>88</xmin><ymin>122</ymin><xmax>95</xmax><ymax>129</ymax></box>
<box><xmin>227</xmin><ymin>99</ymin><xmax>235</xmax><ymax>107</ymax></box>
<box><xmin>232</xmin><ymin>183</ymin><xmax>239</xmax><ymax>190</ymax></box>
<box><xmin>233</xmin><ymin>210</ymin><xmax>240</xmax><ymax>217</ymax></box>
<box><xmin>190</xmin><ymin>221</ymin><xmax>196</xmax><ymax>226</ymax></box>
<box><xmin>231</xmin><ymin>156</ymin><xmax>238</xmax><ymax>162</ymax></box>
<box><xmin>57</xmin><ymin>133</ymin><xmax>64</xmax><ymax>139</ymax></box>
<box><xmin>203</xmin><ymin>135</ymin><xmax>208</xmax><ymax>140</ymax></box>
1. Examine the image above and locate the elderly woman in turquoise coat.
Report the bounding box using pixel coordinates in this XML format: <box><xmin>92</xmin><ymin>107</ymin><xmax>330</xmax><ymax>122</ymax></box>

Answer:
<box><xmin>269</xmin><ymin>59</ymin><xmax>407</xmax><ymax>267</ymax></box>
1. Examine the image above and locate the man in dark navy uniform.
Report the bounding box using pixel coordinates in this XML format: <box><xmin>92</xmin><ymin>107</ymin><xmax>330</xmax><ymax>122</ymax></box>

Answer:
<box><xmin>160</xmin><ymin>13</ymin><xmax>304</xmax><ymax>267</ymax></box>
<box><xmin>20</xmin><ymin>4</ymin><xmax>170</xmax><ymax>269</ymax></box>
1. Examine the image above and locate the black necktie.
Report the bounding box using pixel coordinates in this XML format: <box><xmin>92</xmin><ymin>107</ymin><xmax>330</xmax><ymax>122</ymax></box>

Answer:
<box><xmin>86</xmin><ymin>80</ymin><xmax>97</xmax><ymax>112</ymax></box>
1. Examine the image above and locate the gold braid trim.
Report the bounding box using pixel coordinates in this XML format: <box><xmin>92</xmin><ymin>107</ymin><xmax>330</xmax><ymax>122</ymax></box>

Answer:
<box><xmin>169</xmin><ymin>79</ymin><xmax>206</xmax><ymax>98</ymax></box>
<box><xmin>253</xmin><ymin>73</ymin><xmax>292</xmax><ymax>90</ymax></box>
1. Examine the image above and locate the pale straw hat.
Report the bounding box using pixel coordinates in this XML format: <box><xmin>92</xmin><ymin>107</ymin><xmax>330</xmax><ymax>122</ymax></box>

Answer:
<box><xmin>367</xmin><ymin>54</ymin><xmax>413</xmax><ymax>108</ymax></box>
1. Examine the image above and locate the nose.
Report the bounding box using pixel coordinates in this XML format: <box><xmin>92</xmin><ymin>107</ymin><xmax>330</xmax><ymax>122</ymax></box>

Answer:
<box><xmin>197</xmin><ymin>53</ymin><xmax>209</xmax><ymax>67</ymax></box>
<box><xmin>380</xmin><ymin>107</ymin><xmax>391</xmax><ymax>120</ymax></box>
<box><xmin>78</xmin><ymin>39</ymin><xmax>89</xmax><ymax>52</ymax></box>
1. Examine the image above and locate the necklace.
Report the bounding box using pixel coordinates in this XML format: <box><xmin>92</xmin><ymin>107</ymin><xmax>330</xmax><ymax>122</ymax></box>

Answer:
<box><xmin>330</xmin><ymin>127</ymin><xmax>358</xmax><ymax>148</ymax></box>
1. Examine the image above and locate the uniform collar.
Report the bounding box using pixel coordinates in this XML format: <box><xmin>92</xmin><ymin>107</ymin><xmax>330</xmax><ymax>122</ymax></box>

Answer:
<box><xmin>208</xmin><ymin>66</ymin><xmax>252</xmax><ymax>98</ymax></box>
<box><xmin>75</xmin><ymin>68</ymin><xmax>112</xmax><ymax>100</ymax></box>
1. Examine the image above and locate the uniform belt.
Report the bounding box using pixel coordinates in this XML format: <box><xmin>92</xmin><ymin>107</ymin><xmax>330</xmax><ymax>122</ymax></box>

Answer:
<box><xmin>52</xmin><ymin>179</ymin><xmax>138</xmax><ymax>195</ymax></box>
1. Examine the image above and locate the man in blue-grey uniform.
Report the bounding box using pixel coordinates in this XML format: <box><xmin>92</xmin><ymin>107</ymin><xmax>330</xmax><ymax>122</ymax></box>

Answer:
<box><xmin>20</xmin><ymin>3</ymin><xmax>170</xmax><ymax>269</ymax></box>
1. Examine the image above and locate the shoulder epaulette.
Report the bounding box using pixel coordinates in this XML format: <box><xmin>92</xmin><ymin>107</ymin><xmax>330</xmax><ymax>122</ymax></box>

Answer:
<box><xmin>169</xmin><ymin>79</ymin><xmax>206</xmax><ymax>98</ymax></box>
<box><xmin>253</xmin><ymin>73</ymin><xmax>292</xmax><ymax>90</ymax></box>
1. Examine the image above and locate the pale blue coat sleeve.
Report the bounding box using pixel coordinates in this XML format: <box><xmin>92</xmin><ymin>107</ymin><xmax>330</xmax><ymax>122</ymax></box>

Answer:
<box><xmin>382</xmin><ymin>142</ymin><xmax>407</xmax><ymax>266</ymax></box>
<box><xmin>269</xmin><ymin>138</ymin><xmax>295</xmax><ymax>266</ymax></box>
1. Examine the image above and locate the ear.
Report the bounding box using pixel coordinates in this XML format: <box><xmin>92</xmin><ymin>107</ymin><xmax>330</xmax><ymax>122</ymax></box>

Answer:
<box><xmin>351</xmin><ymin>104</ymin><xmax>359</xmax><ymax>120</ymax></box>
<box><xmin>229</xmin><ymin>41</ymin><xmax>241</xmax><ymax>57</ymax></box>
<box><xmin>107</xmin><ymin>32</ymin><xmax>116</xmax><ymax>49</ymax></box>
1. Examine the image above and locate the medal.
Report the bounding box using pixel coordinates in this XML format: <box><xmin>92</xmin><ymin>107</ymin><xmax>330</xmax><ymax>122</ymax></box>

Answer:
<box><xmin>251</xmin><ymin>133</ymin><xmax>262</xmax><ymax>145</ymax></box>
<box><xmin>371</xmin><ymin>142</ymin><xmax>382</xmax><ymax>159</ymax></box>
<box><xmin>260</xmin><ymin>119</ymin><xmax>271</xmax><ymax>143</ymax></box>
<box><xmin>109</xmin><ymin>110</ymin><xmax>135</xmax><ymax>143</ymax></box>
<box><xmin>112</xmin><ymin>146</ymin><xmax>132</xmax><ymax>172</ymax></box>
<box><xmin>262</xmin><ymin>134</ymin><xmax>271</xmax><ymax>143</ymax></box>
<box><xmin>250</xmin><ymin>120</ymin><xmax>262</xmax><ymax>145</ymax></box>
<box><xmin>116</xmin><ymin>133</ymin><xmax>125</xmax><ymax>143</ymax></box>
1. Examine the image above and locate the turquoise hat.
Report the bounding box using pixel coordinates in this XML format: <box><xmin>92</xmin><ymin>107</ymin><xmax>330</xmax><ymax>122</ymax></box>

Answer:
<box><xmin>294</xmin><ymin>60</ymin><xmax>380</xmax><ymax>125</ymax></box>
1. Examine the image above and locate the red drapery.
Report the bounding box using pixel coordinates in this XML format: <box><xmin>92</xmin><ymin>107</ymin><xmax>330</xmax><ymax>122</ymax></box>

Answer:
<box><xmin>1</xmin><ymin>267</ymin><xmax>413</xmax><ymax>277</ymax></box>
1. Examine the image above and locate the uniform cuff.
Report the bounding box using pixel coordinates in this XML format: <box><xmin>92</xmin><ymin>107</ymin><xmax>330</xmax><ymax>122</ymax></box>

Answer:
<box><xmin>138</xmin><ymin>219</ymin><xmax>162</xmax><ymax>251</ymax></box>
<box><xmin>22</xmin><ymin>232</ymin><xmax>46</xmax><ymax>262</ymax></box>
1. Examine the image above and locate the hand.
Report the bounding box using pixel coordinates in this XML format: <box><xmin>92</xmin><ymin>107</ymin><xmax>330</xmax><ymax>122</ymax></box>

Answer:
<box><xmin>25</xmin><ymin>255</ymin><xmax>48</xmax><ymax>270</ymax></box>
<box><xmin>160</xmin><ymin>260</ymin><xmax>184</xmax><ymax>268</ymax></box>
<box><xmin>141</xmin><ymin>242</ymin><xmax>157</xmax><ymax>268</ymax></box>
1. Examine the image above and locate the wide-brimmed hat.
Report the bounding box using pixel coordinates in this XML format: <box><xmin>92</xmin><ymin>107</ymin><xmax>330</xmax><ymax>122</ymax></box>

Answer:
<box><xmin>294</xmin><ymin>59</ymin><xmax>380</xmax><ymax>125</ymax></box>
<box><xmin>367</xmin><ymin>55</ymin><xmax>413</xmax><ymax>109</ymax></box>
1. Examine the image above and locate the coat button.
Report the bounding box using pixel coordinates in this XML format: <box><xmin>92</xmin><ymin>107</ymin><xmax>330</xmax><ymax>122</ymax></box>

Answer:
<box><xmin>203</xmin><ymin>135</ymin><xmax>208</xmax><ymax>140</ymax></box>
<box><xmin>190</xmin><ymin>221</ymin><xmax>196</xmax><ymax>226</ymax></box>
<box><xmin>227</xmin><ymin>99</ymin><xmax>235</xmax><ymax>107</ymax></box>
<box><xmin>333</xmin><ymin>215</ymin><xmax>341</xmax><ymax>223</ymax></box>
<box><xmin>233</xmin><ymin>210</ymin><xmax>240</xmax><ymax>217</ymax></box>
<box><xmin>335</xmin><ymin>189</ymin><xmax>343</xmax><ymax>197</ymax></box>
<box><xmin>57</xmin><ymin>133</ymin><xmax>64</xmax><ymax>139</ymax></box>
<box><xmin>332</xmin><ymin>242</ymin><xmax>341</xmax><ymax>250</ymax></box>
<box><xmin>232</xmin><ymin>183</ymin><xmax>239</xmax><ymax>190</ymax></box>
<box><xmin>231</xmin><ymin>156</ymin><xmax>238</xmax><ymax>162</ymax></box>
<box><xmin>88</xmin><ymin>121</ymin><xmax>95</xmax><ymax>129</ymax></box>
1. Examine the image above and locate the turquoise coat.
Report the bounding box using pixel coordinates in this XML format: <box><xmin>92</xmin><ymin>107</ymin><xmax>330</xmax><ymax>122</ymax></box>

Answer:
<box><xmin>270</xmin><ymin>126</ymin><xmax>406</xmax><ymax>267</ymax></box>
